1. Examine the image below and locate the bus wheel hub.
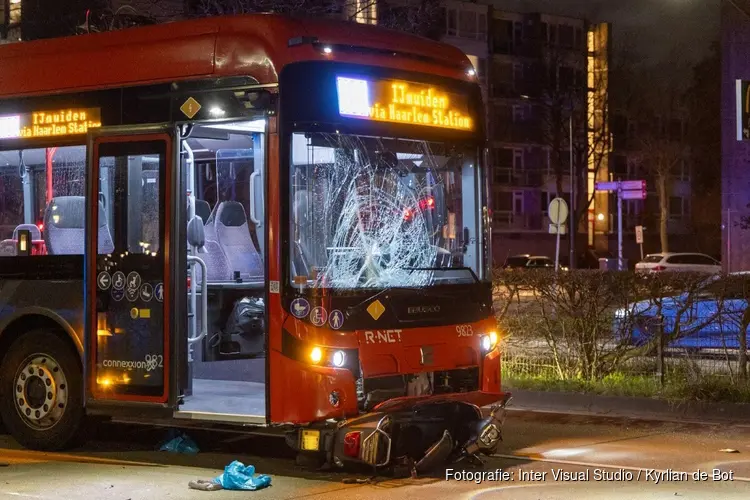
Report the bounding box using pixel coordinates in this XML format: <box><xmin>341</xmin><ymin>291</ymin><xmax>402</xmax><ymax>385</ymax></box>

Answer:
<box><xmin>15</xmin><ymin>355</ymin><xmax>68</xmax><ymax>429</ymax></box>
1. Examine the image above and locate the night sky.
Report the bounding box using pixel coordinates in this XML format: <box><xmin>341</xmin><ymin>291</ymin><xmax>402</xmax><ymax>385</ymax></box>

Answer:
<box><xmin>495</xmin><ymin>0</ymin><xmax>720</xmax><ymax>64</ymax></box>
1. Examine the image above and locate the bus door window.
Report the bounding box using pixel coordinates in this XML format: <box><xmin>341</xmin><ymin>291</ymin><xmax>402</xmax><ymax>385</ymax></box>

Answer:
<box><xmin>94</xmin><ymin>143</ymin><xmax>166</xmax><ymax>395</ymax></box>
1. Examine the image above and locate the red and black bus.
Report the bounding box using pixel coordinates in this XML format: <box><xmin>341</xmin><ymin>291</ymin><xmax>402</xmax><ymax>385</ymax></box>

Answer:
<box><xmin>0</xmin><ymin>14</ymin><xmax>508</xmax><ymax>471</ymax></box>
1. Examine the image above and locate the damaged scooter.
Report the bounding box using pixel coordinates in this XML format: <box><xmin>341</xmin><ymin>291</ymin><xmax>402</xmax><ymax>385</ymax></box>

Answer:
<box><xmin>288</xmin><ymin>392</ymin><xmax>511</xmax><ymax>476</ymax></box>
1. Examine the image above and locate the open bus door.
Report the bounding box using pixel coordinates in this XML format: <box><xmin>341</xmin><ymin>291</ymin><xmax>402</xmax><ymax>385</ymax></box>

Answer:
<box><xmin>84</xmin><ymin>126</ymin><xmax>181</xmax><ymax>417</ymax></box>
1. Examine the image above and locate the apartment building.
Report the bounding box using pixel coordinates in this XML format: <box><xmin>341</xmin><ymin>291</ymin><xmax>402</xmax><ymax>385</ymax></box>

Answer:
<box><xmin>486</xmin><ymin>11</ymin><xmax>611</xmax><ymax>267</ymax></box>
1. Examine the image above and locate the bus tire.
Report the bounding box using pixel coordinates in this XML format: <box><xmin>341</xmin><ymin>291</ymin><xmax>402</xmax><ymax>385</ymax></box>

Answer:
<box><xmin>0</xmin><ymin>329</ymin><xmax>84</xmax><ymax>451</ymax></box>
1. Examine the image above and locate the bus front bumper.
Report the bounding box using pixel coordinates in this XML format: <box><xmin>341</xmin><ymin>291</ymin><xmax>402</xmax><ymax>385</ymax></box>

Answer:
<box><xmin>287</xmin><ymin>391</ymin><xmax>511</xmax><ymax>474</ymax></box>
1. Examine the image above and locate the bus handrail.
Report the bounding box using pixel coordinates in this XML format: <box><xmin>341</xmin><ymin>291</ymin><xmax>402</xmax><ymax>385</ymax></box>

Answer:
<box><xmin>187</xmin><ymin>255</ymin><xmax>208</xmax><ymax>344</ymax></box>
<box><xmin>249</xmin><ymin>171</ymin><xmax>261</xmax><ymax>225</ymax></box>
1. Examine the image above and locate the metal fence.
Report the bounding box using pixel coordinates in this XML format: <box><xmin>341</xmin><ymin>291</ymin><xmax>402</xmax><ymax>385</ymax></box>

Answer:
<box><xmin>492</xmin><ymin>272</ymin><xmax>750</xmax><ymax>398</ymax></box>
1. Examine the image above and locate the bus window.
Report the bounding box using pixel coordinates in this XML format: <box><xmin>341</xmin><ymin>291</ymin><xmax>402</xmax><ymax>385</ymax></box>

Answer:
<box><xmin>183</xmin><ymin>121</ymin><xmax>266</xmax><ymax>284</ymax></box>
<box><xmin>0</xmin><ymin>145</ymin><xmax>86</xmax><ymax>256</ymax></box>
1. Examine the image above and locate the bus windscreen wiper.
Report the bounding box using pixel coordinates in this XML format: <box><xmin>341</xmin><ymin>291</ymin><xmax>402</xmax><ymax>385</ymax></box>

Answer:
<box><xmin>400</xmin><ymin>266</ymin><xmax>480</xmax><ymax>283</ymax></box>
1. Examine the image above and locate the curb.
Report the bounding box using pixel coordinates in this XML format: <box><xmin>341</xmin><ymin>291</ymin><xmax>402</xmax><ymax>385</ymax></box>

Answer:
<box><xmin>505</xmin><ymin>388</ymin><xmax>750</xmax><ymax>425</ymax></box>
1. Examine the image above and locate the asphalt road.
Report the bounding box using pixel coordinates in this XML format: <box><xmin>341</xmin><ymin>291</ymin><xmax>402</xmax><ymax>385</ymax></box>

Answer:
<box><xmin>3</xmin><ymin>410</ymin><xmax>750</xmax><ymax>499</ymax></box>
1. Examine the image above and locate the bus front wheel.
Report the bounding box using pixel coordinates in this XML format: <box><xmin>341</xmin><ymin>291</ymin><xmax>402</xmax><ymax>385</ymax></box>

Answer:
<box><xmin>0</xmin><ymin>329</ymin><xmax>84</xmax><ymax>451</ymax></box>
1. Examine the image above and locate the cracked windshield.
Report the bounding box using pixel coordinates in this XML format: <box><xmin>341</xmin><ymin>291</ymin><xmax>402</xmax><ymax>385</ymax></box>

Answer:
<box><xmin>290</xmin><ymin>132</ymin><xmax>481</xmax><ymax>289</ymax></box>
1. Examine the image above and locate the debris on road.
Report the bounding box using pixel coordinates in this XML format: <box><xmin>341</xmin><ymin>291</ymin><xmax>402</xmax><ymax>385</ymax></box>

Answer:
<box><xmin>212</xmin><ymin>461</ymin><xmax>272</xmax><ymax>491</ymax></box>
<box><xmin>158</xmin><ymin>429</ymin><xmax>200</xmax><ymax>454</ymax></box>
<box><xmin>188</xmin><ymin>480</ymin><xmax>223</xmax><ymax>492</ymax></box>
<box><xmin>719</xmin><ymin>448</ymin><xmax>740</xmax><ymax>453</ymax></box>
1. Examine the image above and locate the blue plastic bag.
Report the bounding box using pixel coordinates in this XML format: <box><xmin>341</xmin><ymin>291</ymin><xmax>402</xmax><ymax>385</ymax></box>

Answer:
<box><xmin>158</xmin><ymin>430</ymin><xmax>200</xmax><ymax>455</ymax></box>
<box><xmin>212</xmin><ymin>461</ymin><xmax>272</xmax><ymax>491</ymax></box>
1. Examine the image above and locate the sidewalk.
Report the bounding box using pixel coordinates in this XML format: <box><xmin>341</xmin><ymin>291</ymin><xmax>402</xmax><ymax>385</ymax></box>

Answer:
<box><xmin>505</xmin><ymin>388</ymin><xmax>750</xmax><ymax>425</ymax></box>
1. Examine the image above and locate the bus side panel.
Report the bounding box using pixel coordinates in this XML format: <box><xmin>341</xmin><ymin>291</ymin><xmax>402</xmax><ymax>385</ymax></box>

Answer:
<box><xmin>0</xmin><ymin>279</ymin><xmax>84</xmax><ymax>355</ymax></box>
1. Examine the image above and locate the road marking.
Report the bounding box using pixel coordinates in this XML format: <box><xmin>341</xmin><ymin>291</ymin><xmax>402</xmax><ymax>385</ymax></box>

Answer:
<box><xmin>2</xmin><ymin>493</ymin><xmax>48</xmax><ymax>499</ymax></box>
<box><xmin>493</xmin><ymin>453</ymin><xmax>750</xmax><ymax>482</ymax></box>
<box><xmin>0</xmin><ymin>448</ymin><xmax>162</xmax><ymax>467</ymax></box>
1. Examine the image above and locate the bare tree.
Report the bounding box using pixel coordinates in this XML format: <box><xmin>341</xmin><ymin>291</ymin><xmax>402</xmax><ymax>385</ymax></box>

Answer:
<box><xmin>526</xmin><ymin>27</ymin><xmax>614</xmax><ymax>265</ymax></box>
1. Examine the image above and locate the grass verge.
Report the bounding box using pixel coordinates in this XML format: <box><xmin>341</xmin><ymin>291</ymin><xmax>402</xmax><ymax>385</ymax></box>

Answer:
<box><xmin>503</xmin><ymin>370</ymin><xmax>750</xmax><ymax>404</ymax></box>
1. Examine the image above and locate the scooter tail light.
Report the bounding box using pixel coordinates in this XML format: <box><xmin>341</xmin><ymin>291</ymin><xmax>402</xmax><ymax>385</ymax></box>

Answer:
<box><xmin>343</xmin><ymin>431</ymin><xmax>362</xmax><ymax>458</ymax></box>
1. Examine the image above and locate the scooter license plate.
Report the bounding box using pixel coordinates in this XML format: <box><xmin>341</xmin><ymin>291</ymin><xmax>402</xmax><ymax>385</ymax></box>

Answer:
<box><xmin>301</xmin><ymin>430</ymin><xmax>320</xmax><ymax>451</ymax></box>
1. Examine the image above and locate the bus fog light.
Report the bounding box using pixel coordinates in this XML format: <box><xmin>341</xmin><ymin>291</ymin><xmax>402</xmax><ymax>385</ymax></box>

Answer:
<box><xmin>332</xmin><ymin>350</ymin><xmax>346</xmax><ymax>367</ymax></box>
<box><xmin>310</xmin><ymin>347</ymin><xmax>323</xmax><ymax>364</ymax></box>
<box><xmin>480</xmin><ymin>335</ymin><xmax>491</xmax><ymax>352</ymax></box>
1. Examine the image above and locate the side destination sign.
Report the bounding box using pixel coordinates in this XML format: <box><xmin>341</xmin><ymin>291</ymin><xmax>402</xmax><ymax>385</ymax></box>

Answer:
<box><xmin>0</xmin><ymin>108</ymin><xmax>102</xmax><ymax>139</ymax></box>
<box><xmin>336</xmin><ymin>76</ymin><xmax>473</xmax><ymax>131</ymax></box>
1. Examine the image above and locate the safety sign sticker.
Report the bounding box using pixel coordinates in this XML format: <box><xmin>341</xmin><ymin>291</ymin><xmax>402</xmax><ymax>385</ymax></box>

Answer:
<box><xmin>126</xmin><ymin>287</ymin><xmax>139</xmax><ymax>302</ymax></box>
<box><xmin>127</xmin><ymin>271</ymin><xmax>141</xmax><ymax>291</ymax></box>
<box><xmin>291</xmin><ymin>298</ymin><xmax>310</xmax><ymax>319</ymax></box>
<box><xmin>154</xmin><ymin>283</ymin><xmax>164</xmax><ymax>302</ymax></box>
<box><xmin>111</xmin><ymin>288</ymin><xmax>125</xmax><ymax>302</ymax></box>
<box><xmin>97</xmin><ymin>271</ymin><xmax>111</xmax><ymax>291</ymax></box>
<box><xmin>140</xmin><ymin>283</ymin><xmax>154</xmax><ymax>302</ymax></box>
<box><xmin>310</xmin><ymin>307</ymin><xmax>328</xmax><ymax>327</ymax></box>
<box><xmin>329</xmin><ymin>310</ymin><xmax>344</xmax><ymax>330</ymax></box>
<box><xmin>112</xmin><ymin>271</ymin><xmax>126</xmax><ymax>291</ymax></box>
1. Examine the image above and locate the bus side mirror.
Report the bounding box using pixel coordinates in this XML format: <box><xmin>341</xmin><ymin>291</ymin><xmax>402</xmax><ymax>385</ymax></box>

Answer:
<box><xmin>187</xmin><ymin>216</ymin><xmax>206</xmax><ymax>250</ymax></box>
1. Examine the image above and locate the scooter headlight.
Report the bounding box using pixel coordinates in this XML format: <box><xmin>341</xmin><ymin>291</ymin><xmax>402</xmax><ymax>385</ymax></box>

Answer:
<box><xmin>479</xmin><ymin>423</ymin><xmax>501</xmax><ymax>447</ymax></box>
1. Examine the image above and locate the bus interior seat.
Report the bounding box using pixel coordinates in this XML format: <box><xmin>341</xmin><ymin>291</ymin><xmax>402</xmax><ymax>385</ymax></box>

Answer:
<box><xmin>0</xmin><ymin>240</ymin><xmax>16</xmax><ymax>256</ymax></box>
<box><xmin>193</xmin><ymin>199</ymin><xmax>232</xmax><ymax>282</ymax></box>
<box><xmin>13</xmin><ymin>224</ymin><xmax>42</xmax><ymax>241</ymax></box>
<box><xmin>195</xmin><ymin>199</ymin><xmax>212</xmax><ymax>226</ymax></box>
<box><xmin>44</xmin><ymin>196</ymin><xmax>114</xmax><ymax>255</ymax></box>
<box><xmin>214</xmin><ymin>201</ymin><xmax>262</xmax><ymax>280</ymax></box>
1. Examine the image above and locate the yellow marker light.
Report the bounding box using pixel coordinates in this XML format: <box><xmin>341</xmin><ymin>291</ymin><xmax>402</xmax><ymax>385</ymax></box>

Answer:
<box><xmin>97</xmin><ymin>329</ymin><xmax>112</xmax><ymax>337</ymax></box>
<box><xmin>310</xmin><ymin>347</ymin><xmax>323</xmax><ymax>364</ymax></box>
<box><xmin>489</xmin><ymin>331</ymin><xmax>499</xmax><ymax>349</ymax></box>
<box><xmin>301</xmin><ymin>429</ymin><xmax>321</xmax><ymax>451</ymax></box>
<box><xmin>19</xmin><ymin>233</ymin><xmax>27</xmax><ymax>252</ymax></box>
<box><xmin>97</xmin><ymin>377</ymin><xmax>112</xmax><ymax>387</ymax></box>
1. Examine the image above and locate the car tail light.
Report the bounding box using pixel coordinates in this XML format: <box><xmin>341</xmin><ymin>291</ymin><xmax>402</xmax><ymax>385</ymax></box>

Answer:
<box><xmin>187</xmin><ymin>277</ymin><xmax>192</xmax><ymax>289</ymax></box>
<box><xmin>343</xmin><ymin>431</ymin><xmax>361</xmax><ymax>458</ymax></box>
<box><xmin>653</xmin><ymin>265</ymin><xmax>666</xmax><ymax>272</ymax></box>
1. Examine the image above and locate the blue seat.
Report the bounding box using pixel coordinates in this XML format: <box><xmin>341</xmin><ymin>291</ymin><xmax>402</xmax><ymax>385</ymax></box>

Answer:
<box><xmin>44</xmin><ymin>196</ymin><xmax>114</xmax><ymax>255</ymax></box>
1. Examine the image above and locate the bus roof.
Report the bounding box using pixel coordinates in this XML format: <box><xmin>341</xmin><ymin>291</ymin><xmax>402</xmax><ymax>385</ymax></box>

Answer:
<box><xmin>0</xmin><ymin>14</ymin><xmax>474</xmax><ymax>99</ymax></box>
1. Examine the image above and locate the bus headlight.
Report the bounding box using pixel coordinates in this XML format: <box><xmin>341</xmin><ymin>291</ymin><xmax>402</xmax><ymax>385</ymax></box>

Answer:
<box><xmin>481</xmin><ymin>335</ymin><xmax>491</xmax><ymax>352</ymax></box>
<box><xmin>310</xmin><ymin>347</ymin><xmax>323</xmax><ymax>364</ymax></box>
<box><xmin>332</xmin><ymin>350</ymin><xmax>346</xmax><ymax>368</ymax></box>
<box><xmin>481</xmin><ymin>332</ymin><xmax>499</xmax><ymax>352</ymax></box>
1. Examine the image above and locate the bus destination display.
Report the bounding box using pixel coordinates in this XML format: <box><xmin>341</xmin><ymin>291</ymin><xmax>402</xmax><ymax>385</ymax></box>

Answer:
<box><xmin>336</xmin><ymin>77</ymin><xmax>473</xmax><ymax>131</ymax></box>
<box><xmin>0</xmin><ymin>108</ymin><xmax>102</xmax><ymax>139</ymax></box>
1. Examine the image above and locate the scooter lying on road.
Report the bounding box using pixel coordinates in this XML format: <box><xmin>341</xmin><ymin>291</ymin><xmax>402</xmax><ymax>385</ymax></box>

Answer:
<box><xmin>288</xmin><ymin>393</ymin><xmax>511</xmax><ymax>476</ymax></box>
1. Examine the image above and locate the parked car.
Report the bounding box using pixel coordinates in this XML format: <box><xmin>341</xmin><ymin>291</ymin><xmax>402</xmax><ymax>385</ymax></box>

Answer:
<box><xmin>503</xmin><ymin>255</ymin><xmax>565</xmax><ymax>271</ymax></box>
<box><xmin>614</xmin><ymin>273</ymin><xmax>750</xmax><ymax>350</ymax></box>
<box><xmin>634</xmin><ymin>252</ymin><xmax>721</xmax><ymax>274</ymax></box>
